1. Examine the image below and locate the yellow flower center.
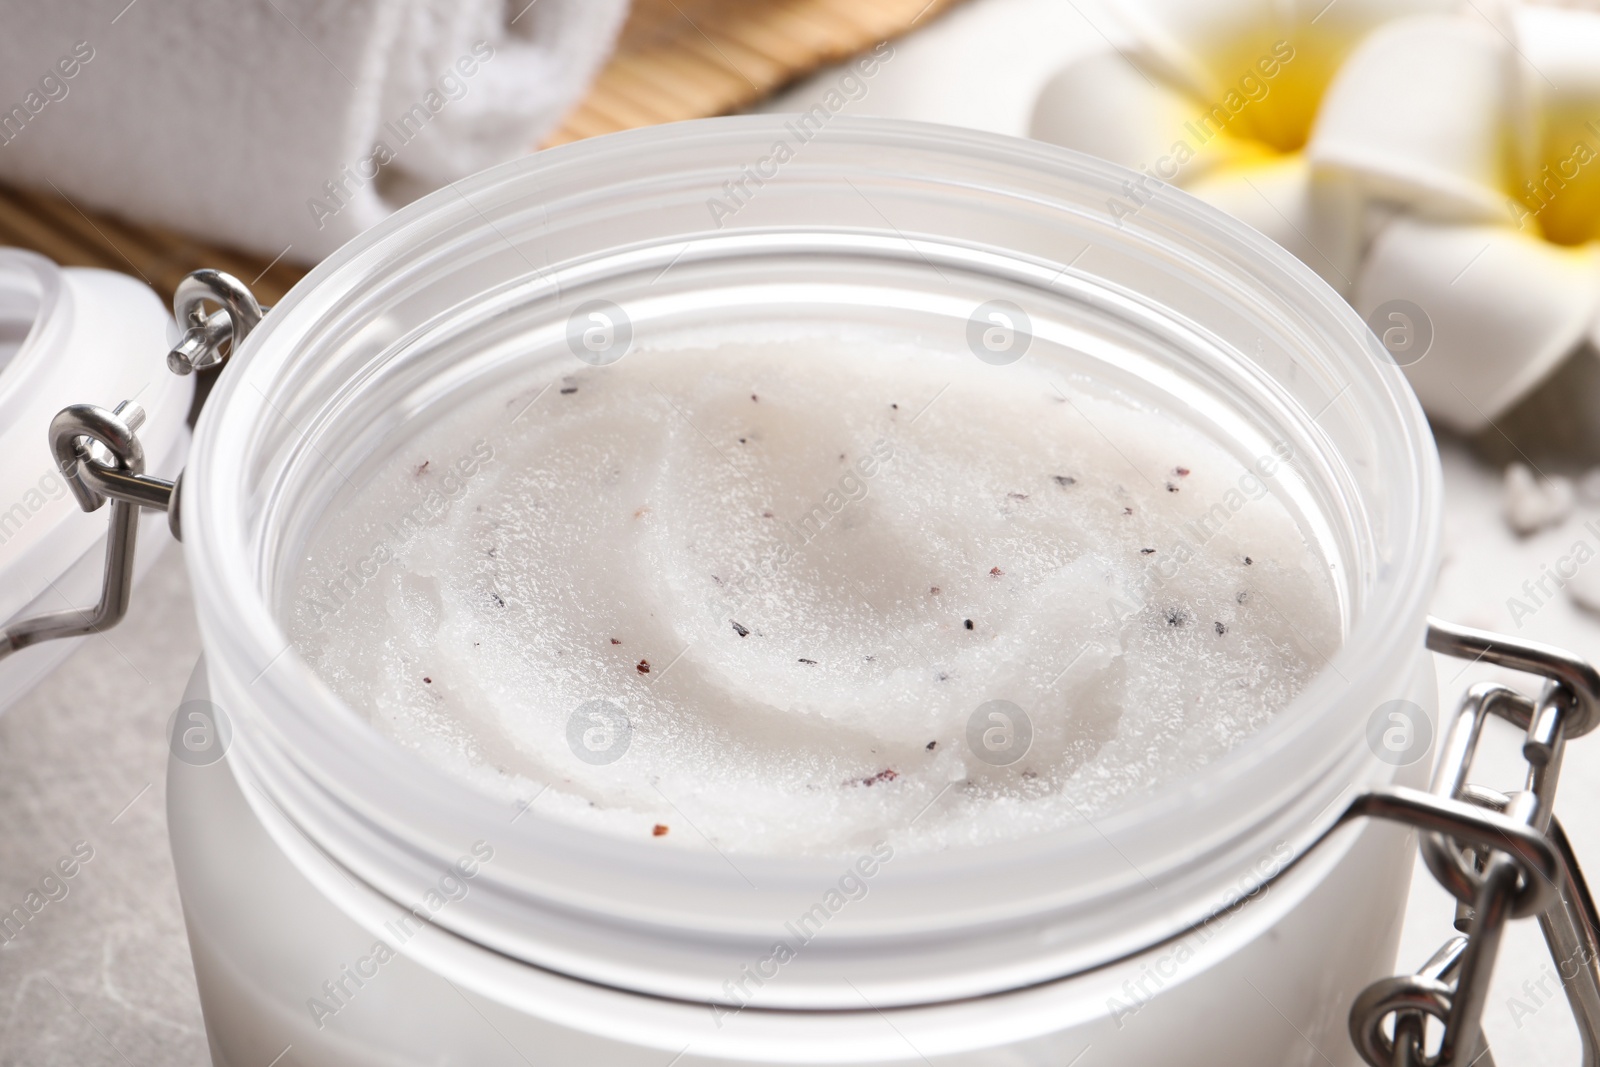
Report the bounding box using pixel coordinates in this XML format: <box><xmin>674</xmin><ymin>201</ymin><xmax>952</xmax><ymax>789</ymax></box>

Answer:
<box><xmin>1520</xmin><ymin>105</ymin><xmax>1600</xmax><ymax>246</ymax></box>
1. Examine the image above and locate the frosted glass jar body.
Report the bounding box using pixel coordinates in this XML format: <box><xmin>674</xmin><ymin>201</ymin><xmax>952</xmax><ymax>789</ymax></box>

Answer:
<box><xmin>166</xmin><ymin>118</ymin><xmax>1442</xmax><ymax>1064</ymax></box>
<box><xmin>171</xmin><ymin>661</ymin><xmax>1434</xmax><ymax>1067</ymax></box>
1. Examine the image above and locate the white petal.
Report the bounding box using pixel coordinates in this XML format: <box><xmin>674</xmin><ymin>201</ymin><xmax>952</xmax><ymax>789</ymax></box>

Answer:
<box><xmin>1182</xmin><ymin>154</ymin><xmax>1364</xmax><ymax>296</ymax></box>
<box><xmin>1031</xmin><ymin>52</ymin><xmax>1232</xmax><ymax>180</ymax></box>
<box><xmin>1355</xmin><ymin>218</ymin><xmax>1600</xmax><ymax>432</ymax></box>
<box><xmin>1516</xmin><ymin>6</ymin><xmax>1600</xmax><ymax>105</ymax></box>
<box><xmin>1309</xmin><ymin>16</ymin><xmax>1519</xmax><ymax>223</ymax></box>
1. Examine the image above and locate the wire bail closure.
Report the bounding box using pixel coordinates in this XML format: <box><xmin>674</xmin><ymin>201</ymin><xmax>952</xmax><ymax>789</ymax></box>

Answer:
<box><xmin>0</xmin><ymin>269</ymin><xmax>265</xmax><ymax>662</ymax></box>
<box><xmin>1348</xmin><ymin>618</ymin><xmax>1600</xmax><ymax>1066</ymax></box>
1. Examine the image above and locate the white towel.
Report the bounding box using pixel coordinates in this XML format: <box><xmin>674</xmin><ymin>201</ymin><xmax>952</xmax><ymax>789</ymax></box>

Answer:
<box><xmin>0</xmin><ymin>0</ymin><xmax>629</xmax><ymax>263</ymax></box>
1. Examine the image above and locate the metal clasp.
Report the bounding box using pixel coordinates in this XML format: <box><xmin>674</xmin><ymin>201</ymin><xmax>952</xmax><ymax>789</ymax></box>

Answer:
<box><xmin>0</xmin><ymin>270</ymin><xmax>265</xmax><ymax>662</ymax></box>
<box><xmin>1349</xmin><ymin>617</ymin><xmax>1600</xmax><ymax>1066</ymax></box>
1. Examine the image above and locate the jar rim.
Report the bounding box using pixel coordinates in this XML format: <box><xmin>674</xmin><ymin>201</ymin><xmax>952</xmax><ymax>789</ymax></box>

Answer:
<box><xmin>183</xmin><ymin>115</ymin><xmax>1441</xmax><ymax>1008</ymax></box>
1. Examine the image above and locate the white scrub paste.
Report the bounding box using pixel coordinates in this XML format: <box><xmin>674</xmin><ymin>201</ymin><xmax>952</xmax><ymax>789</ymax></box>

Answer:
<box><xmin>289</xmin><ymin>338</ymin><xmax>1340</xmax><ymax>856</ymax></box>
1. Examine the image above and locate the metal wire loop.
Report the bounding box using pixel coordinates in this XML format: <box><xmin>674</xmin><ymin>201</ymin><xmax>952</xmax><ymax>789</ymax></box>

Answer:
<box><xmin>49</xmin><ymin>400</ymin><xmax>146</xmax><ymax>511</ymax></box>
<box><xmin>1343</xmin><ymin>787</ymin><xmax>1557</xmax><ymax>918</ymax></box>
<box><xmin>1350</xmin><ymin>972</ymin><xmax>1454</xmax><ymax>1067</ymax></box>
<box><xmin>1427</xmin><ymin>617</ymin><xmax>1600</xmax><ymax>739</ymax></box>
<box><xmin>167</xmin><ymin>268</ymin><xmax>265</xmax><ymax>375</ymax></box>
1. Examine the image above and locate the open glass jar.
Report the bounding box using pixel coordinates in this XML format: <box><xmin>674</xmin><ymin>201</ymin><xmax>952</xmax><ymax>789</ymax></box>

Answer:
<box><xmin>14</xmin><ymin>117</ymin><xmax>1597</xmax><ymax>1066</ymax></box>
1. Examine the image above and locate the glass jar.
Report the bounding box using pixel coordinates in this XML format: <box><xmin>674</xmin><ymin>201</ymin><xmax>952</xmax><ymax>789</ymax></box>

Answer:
<box><xmin>164</xmin><ymin>116</ymin><xmax>1441</xmax><ymax>1065</ymax></box>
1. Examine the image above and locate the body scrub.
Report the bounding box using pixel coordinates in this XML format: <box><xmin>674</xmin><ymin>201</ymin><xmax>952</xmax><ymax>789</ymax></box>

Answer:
<box><xmin>292</xmin><ymin>337</ymin><xmax>1340</xmax><ymax>856</ymax></box>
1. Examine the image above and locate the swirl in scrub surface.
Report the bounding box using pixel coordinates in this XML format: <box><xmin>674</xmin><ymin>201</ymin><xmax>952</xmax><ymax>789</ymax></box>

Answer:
<box><xmin>290</xmin><ymin>339</ymin><xmax>1340</xmax><ymax>856</ymax></box>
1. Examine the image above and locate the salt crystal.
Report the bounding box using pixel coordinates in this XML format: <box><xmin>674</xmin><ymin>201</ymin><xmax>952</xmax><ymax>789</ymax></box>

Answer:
<box><xmin>1580</xmin><ymin>467</ymin><xmax>1600</xmax><ymax>504</ymax></box>
<box><xmin>1503</xmin><ymin>463</ymin><xmax>1574</xmax><ymax>536</ymax></box>
<box><xmin>1570</xmin><ymin>567</ymin><xmax>1600</xmax><ymax>618</ymax></box>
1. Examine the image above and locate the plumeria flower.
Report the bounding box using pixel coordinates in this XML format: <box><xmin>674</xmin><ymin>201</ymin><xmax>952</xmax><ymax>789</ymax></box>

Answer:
<box><xmin>1031</xmin><ymin>0</ymin><xmax>1600</xmax><ymax>436</ymax></box>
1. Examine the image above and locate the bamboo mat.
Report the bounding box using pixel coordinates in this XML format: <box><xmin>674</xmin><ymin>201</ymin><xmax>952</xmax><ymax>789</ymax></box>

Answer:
<box><xmin>0</xmin><ymin>0</ymin><xmax>957</xmax><ymax>308</ymax></box>
<box><xmin>547</xmin><ymin>0</ymin><xmax>959</xmax><ymax>145</ymax></box>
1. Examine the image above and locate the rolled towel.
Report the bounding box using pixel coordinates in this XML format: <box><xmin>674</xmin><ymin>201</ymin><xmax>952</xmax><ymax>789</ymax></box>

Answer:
<box><xmin>0</xmin><ymin>0</ymin><xmax>630</xmax><ymax>263</ymax></box>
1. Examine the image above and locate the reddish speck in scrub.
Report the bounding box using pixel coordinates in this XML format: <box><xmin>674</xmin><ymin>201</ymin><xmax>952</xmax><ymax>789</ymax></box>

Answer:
<box><xmin>653</xmin><ymin>824</ymin><xmax>670</xmax><ymax>837</ymax></box>
<box><xmin>989</xmin><ymin>566</ymin><xmax>1004</xmax><ymax>577</ymax></box>
<box><xmin>636</xmin><ymin>659</ymin><xmax>651</xmax><ymax>674</ymax></box>
<box><xmin>414</xmin><ymin>460</ymin><xmax>429</xmax><ymax>476</ymax></box>
<box><xmin>1173</xmin><ymin>466</ymin><xmax>1190</xmax><ymax>478</ymax></box>
<box><xmin>859</xmin><ymin>769</ymin><xmax>898</xmax><ymax>787</ymax></box>
<box><xmin>423</xmin><ymin>677</ymin><xmax>432</xmax><ymax>684</ymax></box>
<box><xmin>929</xmin><ymin>586</ymin><xmax>941</xmax><ymax>595</ymax></box>
<box><xmin>610</xmin><ymin>638</ymin><xmax>622</xmax><ymax>645</ymax></box>
<box><xmin>634</xmin><ymin>505</ymin><xmax>650</xmax><ymax>519</ymax></box>
<box><xmin>750</xmin><ymin>394</ymin><xmax>758</xmax><ymax>402</ymax></box>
